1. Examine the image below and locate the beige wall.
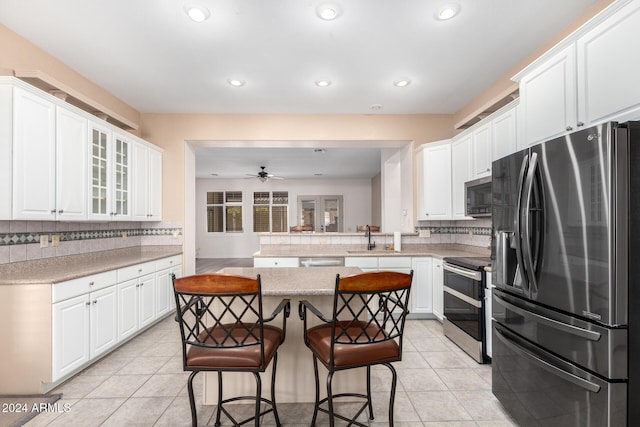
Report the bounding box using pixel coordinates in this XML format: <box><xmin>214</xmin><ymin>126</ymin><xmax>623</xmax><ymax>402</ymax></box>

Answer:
<box><xmin>0</xmin><ymin>24</ymin><xmax>140</xmax><ymax>131</ymax></box>
<box><xmin>140</xmin><ymin>113</ymin><xmax>454</xmax><ymax>222</ymax></box>
<box><xmin>453</xmin><ymin>0</ymin><xmax>615</xmax><ymax>126</ymax></box>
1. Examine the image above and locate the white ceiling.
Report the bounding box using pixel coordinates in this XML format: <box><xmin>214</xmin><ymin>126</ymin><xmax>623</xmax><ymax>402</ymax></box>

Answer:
<box><xmin>0</xmin><ymin>0</ymin><xmax>598</xmax><ymax>177</ymax></box>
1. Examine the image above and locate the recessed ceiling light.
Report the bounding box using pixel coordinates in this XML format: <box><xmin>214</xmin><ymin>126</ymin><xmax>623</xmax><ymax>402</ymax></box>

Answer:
<box><xmin>227</xmin><ymin>79</ymin><xmax>246</xmax><ymax>87</ymax></box>
<box><xmin>314</xmin><ymin>148</ymin><xmax>326</xmax><ymax>153</ymax></box>
<box><xmin>370</xmin><ymin>104</ymin><xmax>383</xmax><ymax>110</ymax></box>
<box><xmin>210</xmin><ymin>173</ymin><xmax>218</xmax><ymax>176</ymax></box>
<box><xmin>393</xmin><ymin>79</ymin><xmax>411</xmax><ymax>87</ymax></box>
<box><xmin>314</xmin><ymin>173</ymin><xmax>323</xmax><ymax>176</ymax></box>
<box><xmin>315</xmin><ymin>80</ymin><xmax>332</xmax><ymax>87</ymax></box>
<box><xmin>184</xmin><ymin>4</ymin><xmax>211</xmax><ymax>22</ymax></box>
<box><xmin>316</xmin><ymin>3</ymin><xmax>340</xmax><ymax>20</ymax></box>
<box><xmin>436</xmin><ymin>4</ymin><xmax>460</xmax><ymax>21</ymax></box>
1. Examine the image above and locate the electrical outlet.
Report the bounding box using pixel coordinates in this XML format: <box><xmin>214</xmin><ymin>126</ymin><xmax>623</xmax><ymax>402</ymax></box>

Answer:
<box><xmin>419</xmin><ymin>229</ymin><xmax>431</xmax><ymax>238</ymax></box>
<box><xmin>172</xmin><ymin>230</ymin><xmax>180</xmax><ymax>238</ymax></box>
<box><xmin>40</xmin><ymin>235</ymin><xmax>49</xmax><ymax>248</ymax></box>
<box><xmin>51</xmin><ymin>234</ymin><xmax>60</xmax><ymax>247</ymax></box>
<box><xmin>121</xmin><ymin>231</ymin><xmax>127</xmax><ymax>240</ymax></box>
<box><xmin>468</xmin><ymin>230</ymin><xmax>474</xmax><ymax>237</ymax></box>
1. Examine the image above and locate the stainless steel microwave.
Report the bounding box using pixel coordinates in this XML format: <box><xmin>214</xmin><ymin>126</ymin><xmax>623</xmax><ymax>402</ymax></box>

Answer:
<box><xmin>465</xmin><ymin>176</ymin><xmax>492</xmax><ymax>218</ymax></box>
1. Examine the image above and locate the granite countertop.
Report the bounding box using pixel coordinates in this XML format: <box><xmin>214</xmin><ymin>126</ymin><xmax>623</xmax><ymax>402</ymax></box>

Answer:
<box><xmin>255</xmin><ymin>243</ymin><xmax>490</xmax><ymax>260</ymax></box>
<box><xmin>0</xmin><ymin>245</ymin><xmax>183</xmax><ymax>285</ymax></box>
<box><xmin>218</xmin><ymin>267</ymin><xmax>362</xmax><ymax>296</ymax></box>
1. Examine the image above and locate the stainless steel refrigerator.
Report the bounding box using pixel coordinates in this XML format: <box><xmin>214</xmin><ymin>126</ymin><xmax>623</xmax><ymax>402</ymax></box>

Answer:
<box><xmin>491</xmin><ymin>121</ymin><xmax>639</xmax><ymax>426</ymax></box>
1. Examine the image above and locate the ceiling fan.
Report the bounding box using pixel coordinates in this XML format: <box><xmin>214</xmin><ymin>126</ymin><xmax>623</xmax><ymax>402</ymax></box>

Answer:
<box><xmin>245</xmin><ymin>166</ymin><xmax>284</xmax><ymax>182</ymax></box>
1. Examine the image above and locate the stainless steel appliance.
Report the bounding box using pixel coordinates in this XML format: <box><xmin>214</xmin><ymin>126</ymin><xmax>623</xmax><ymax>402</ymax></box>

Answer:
<box><xmin>492</xmin><ymin>121</ymin><xmax>639</xmax><ymax>426</ymax></box>
<box><xmin>465</xmin><ymin>176</ymin><xmax>492</xmax><ymax>217</ymax></box>
<box><xmin>442</xmin><ymin>256</ymin><xmax>491</xmax><ymax>363</ymax></box>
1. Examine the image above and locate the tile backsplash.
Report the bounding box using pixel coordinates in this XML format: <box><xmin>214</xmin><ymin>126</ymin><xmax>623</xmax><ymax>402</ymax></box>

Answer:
<box><xmin>0</xmin><ymin>220</ymin><xmax>182</xmax><ymax>265</ymax></box>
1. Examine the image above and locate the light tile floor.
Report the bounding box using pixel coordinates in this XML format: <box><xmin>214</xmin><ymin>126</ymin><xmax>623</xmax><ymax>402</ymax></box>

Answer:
<box><xmin>25</xmin><ymin>316</ymin><xmax>518</xmax><ymax>426</ymax></box>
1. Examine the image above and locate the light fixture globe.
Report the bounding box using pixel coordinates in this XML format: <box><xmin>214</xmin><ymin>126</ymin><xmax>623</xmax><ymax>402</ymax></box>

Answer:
<box><xmin>436</xmin><ymin>3</ymin><xmax>460</xmax><ymax>21</ymax></box>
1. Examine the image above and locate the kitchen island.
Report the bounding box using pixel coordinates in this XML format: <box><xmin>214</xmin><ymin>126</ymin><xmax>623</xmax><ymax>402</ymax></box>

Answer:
<box><xmin>202</xmin><ymin>267</ymin><xmax>365</xmax><ymax>404</ymax></box>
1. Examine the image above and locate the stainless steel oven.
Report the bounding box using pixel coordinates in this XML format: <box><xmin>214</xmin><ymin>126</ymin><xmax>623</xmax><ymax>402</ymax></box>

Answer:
<box><xmin>442</xmin><ymin>256</ymin><xmax>491</xmax><ymax>363</ymax></box>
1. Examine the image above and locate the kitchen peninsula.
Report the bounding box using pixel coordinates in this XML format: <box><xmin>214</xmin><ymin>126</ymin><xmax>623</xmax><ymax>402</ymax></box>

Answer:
<box><xmin>204</xmin><ymin>267</ymin><xmax>365</xmax><ymax>404</ymax></box>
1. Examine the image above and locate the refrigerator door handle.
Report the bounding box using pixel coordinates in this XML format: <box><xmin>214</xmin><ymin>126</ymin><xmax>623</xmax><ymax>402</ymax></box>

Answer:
<box><xmin>521</xmin><ymin>152</ymin><xmax>539</xmax><ymax>294</ymax></box>
<box><xmin>495</xmin><ymin>231</ymin><xmax>512</xmax><ymax>286</ymax></box>
<box><xmin>494</xmin><ymin>293</ymin><xmax>602</xmax><ymax>341</ymax></box>
<box><xmin>494</xmin><ymin>326</ymin><xmax>602</xmax><ymax>393</ymax></box>
<box><xmin>514</xmin><ymin>154</ymin><xmax>530</xmax><ymax>293</ymax></box>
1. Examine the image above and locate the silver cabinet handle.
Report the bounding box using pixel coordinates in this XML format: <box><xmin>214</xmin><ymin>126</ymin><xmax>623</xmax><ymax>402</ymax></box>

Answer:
<box><xmin>89</xmin><ymin>281</ymin><xmax>94</xmax><ymax>286</ymax></box>
<box><xmin>51</xmin><ymin>209</ymin><xmax>57</xmax><ymax>214</ymax></box>
<box><xmin>566</xmin><ymin>126</ymin><xmax>573</xmax><ymax>131</ymax></box>
<box><xmin>58</xmin><ymin>210</ymin><xmax>64</xmax><ymax>214</ymax></box>
<box><xmin>577</xmin><ymin>121</ymin><xmax>584</xmax><ymax>127</ymax></box>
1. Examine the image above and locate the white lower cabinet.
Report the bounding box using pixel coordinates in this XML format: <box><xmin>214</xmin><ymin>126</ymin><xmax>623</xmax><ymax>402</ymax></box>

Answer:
<box><xmin>346</xmin><ymin>256</ymin><xmax>434</xmax><ymax>318</ymax></box>
<box><xmin>89</xmin><ymin>286</ymin><xmax>118</xmax><ymax>359</ymax></box>
<box><xmin>117</xmin><ymin>279</ymin><xmax>139</xmax><ymax>342</ymax></box>
<box><xmin>52</xmin><ymin>294</ymin><xmax>90</xmax><ymax>381</ymax></box>
<box><xmin>432</xmin><ymin>258</ymin><xmax>444</xmax><ymax>321</ymax></box>
<box><xmin>410</xmin><ymin>257</ymin><xmax>433</xmax><ymax>316</ymax></box>
<box><xmin>52</xmin><ymin>255</ymin><xmax>182</xmax><ymax>383</ymax></box>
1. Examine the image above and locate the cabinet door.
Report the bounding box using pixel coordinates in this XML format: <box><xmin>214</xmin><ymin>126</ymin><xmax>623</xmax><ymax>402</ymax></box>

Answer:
<box><xmin>112</xmin><ymin>133</ymin><xmax>131</xmax><ymax>220</ymax></box>
<box><xmin>451</xmin><ymin>135</ymin><xmax>472</xmax><ymax>219</ymax></box>
<box><xmin>422</xmin><ymin>143</ymin><xmax>452</xmax><ymax>220</ymax></box>
<box><xmin>52</xmin><ymin>294</ymin><xmax>90</xmax><ymax>381</ymax></box>
<box><xmin>432</xmin><ymin>258</ymin><xmax>444</xmax><ymax>321</ymax></box>
<box><xmin>56</xmin><ymin>107</ymin><xmax>88</xmax><ymax>220</ymax></box>
<box><xmin>12</xmin><ymin>87</ymin><xmax>56</xmax><ymax>220</ymax></box>
<box><xmin>253</xmin><ymin>257</ymin><xmax>299</xmax><ymax>267</ymax></box>
<box><xmin>155</xmin><ymin>268</ymin><xmax>172</xmax><ymax>318</ymax></box>
<box><xmin>577</xmin><ymin>0</ymin><xmax>640</xmax><ymax>126</ymax></box>
<box><xmin>148</xmin><ymin>147</ymin><xmax>163</xmax><ymax>221</ymax></box>
<box><xmin>117</xmin><ymin>279</ymin><xmax>139</xmax><ymax>342</ymax></box>
<box><xmin>519</xmin><ymin>44</ymin><xmax>577</xmax><ymax>147</ymax></box>
<box><xmin>492</xmin><ymin>104</ymin><xmax>518</xmax><ymax>161</ymax></box>
<box><xmin>410</xmin><ymin>257</ymin><xmax>433</xmax><ymax>315</ymax></box>
<box><xmin>88</xmin><ymin>122</ymin><xmax>112</xmax><ymax>221</ymax></box>
<box><xmin>138</xmin><ymin>274</ymin><xmax>156</xmax><ymax>329</ymax></box>
<box><xmin>90</xmin><ymin>286</ymin><xmax>118</xmax><ymax>359</ymax></box>
<box><xmin>131</xmin><ymin>142</ymin><xmax>149</xmax><ymax>221</ymax></box>
<box><xmin>472</xmin><ymin>122</ymin><xmax>492</xmax><ymax>178</ymax></box>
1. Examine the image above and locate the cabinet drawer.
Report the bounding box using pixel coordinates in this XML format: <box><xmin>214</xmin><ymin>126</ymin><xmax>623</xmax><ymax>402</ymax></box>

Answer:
<box><xmin>117</xmin><ymin>261</ymin><xmax>156</xmax><ymax>282</ymax></box>
<box><xmin>253</xmin><ymin>257</ymin><xmax>298</xmax><ymax>268</ymax></box>
<box><xmin>155</xmin><ymin>255</ymin><xmax>182</xmax><ymax>271</ymax></box>
<box><xmin>378</xmin><ymin>256</ymin><xmax>412</xmax><ymax>269</ymax></box>
<box><xmin>53</xmin><ymin>270</ymin><xmax>117</xmax><ymax>303</ymax></box>
<box><xmin>344</xmin><ymin>257</ymin><xmax>378</xmax><ymax>269</ymax></box>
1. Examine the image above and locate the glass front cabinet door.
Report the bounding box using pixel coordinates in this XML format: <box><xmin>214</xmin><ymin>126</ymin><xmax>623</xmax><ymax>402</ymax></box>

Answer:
<box><xmin>89</xmin><ymin>123</ymin><xmax>110</xmax><ymax>221</ymax></box>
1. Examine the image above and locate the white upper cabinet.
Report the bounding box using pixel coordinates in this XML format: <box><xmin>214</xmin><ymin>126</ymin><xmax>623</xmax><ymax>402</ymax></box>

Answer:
<box><xmin>451</xmin><ymin>134</ymin><xmax>472</xmax><ymax>219</ymax></box>
<box><xmin>518</xmin><ymin>44</ymin><xmax>577</xmax><ymax>147</ymax></box>
<box><xmin>12</xmin><ymin>86</ymin><xmax>57</xmax><ymax>220</ymax></box>
<box><xmin>56</xmin><ymin>107</ymin><xmax>88</xmax><ymax>221</ymax></box>
<box><xmin>516</xmin><ymin>0</ymin><xmax>640</xmax><ymax>146</ymax></box>
<box><xmin>132</xmin><ymin>141</ymin><xmax>163</xmax><ymax>221</ymax></box>
<box><xmin>0</xmin><ymin>77</ymin><xmax>161</xmax><ymax>222</ymax></box>
<box><xmin>577</xmin><ymin>0</ymin><xmax>640</xmax><ymax>126</ymax></box>
<box><xmin>471</xmin><ymin>121</ymin><xmax>492</xmax><ymax>178</ymax></box>
<box><xmin>492</xmin><ymin>102</ymin><xmax>518</xmax><ymax>161</ymax></box>
<box><xmin>418</xmin><ymin>141</ymin><xmax>452</xmax><ymax>220</ymax></box>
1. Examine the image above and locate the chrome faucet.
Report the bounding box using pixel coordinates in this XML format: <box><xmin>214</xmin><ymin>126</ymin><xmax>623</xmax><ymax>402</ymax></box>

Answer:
<box><xmin>365</xmin><ymin>225</ymin><xmax>376</xmax><ymax>250</ymax></box>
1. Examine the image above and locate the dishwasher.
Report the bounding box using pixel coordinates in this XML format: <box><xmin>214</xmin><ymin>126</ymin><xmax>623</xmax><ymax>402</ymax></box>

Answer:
<box><xmin>299</xmin><ymin>257</ymin><xmax>345</xmax><ymax>267</ymax></box>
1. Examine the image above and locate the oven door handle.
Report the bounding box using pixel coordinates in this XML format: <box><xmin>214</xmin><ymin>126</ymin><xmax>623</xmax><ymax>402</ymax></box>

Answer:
<box><xmin>443</xmin><ymin>262</ymin><xmax>482</xmax><ymax>281</ymax></box>
<box><xmin>444</xmin><ymin>286</ymin><xmax>482</xmax><ymax>308</ymax></box>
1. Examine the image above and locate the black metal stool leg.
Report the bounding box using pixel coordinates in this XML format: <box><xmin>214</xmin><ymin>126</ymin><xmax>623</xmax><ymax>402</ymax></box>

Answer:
<box><xmin>326</xmin><ymin>370</ymin><xmax>335</xmax><ymax>427</ymax></box>
<box><xmin>366</xmin><ymin>365</ymin><xmax>374</xmax><ymax>420</ymax></box>
<box><xmin>215</xmin><ymin>371</ymin><xmax>223</xmax><ymax>427</ymax></box>
<box><xmin>270</xmin><ymin>352</ymin><xmax>281</xmax><ymax>426</ymax></box>
<box><xmin>253</xmin><ymin>372</ymin><xmax>262</xmax><ymax>427</ymax></box>
<box><xmin>386</xmin><ymin>363</ymin><xmax>398</xmax><ymax>426</ymax></box>
<box><xmin>187</xmin><ymin>371</ymin><xmax>199</xmax><ymax>427</ymax></box>
<box><xmin>311</xmin><ymin>356</ymin><xmax>320</xmax><ymax>426</ymax></box>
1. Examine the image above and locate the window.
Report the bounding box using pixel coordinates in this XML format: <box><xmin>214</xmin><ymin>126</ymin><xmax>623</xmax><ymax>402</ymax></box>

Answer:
<box><xmin>207</xmin><ymin>191</ymin><xmax>243</xmax><ymax>233</ymax></box>
<box><xmin>253</xmin><ymin>191</ymin><xmax>288</xmax><ymax>232</ymax></box>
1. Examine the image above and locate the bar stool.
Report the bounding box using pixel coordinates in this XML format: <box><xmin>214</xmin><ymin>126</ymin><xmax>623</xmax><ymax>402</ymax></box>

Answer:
<box><xmin>298</xmin><ymin>270</ymin><xmax>413</xmax><ymax>426</ymax></box>
<box><xmin>172</xmin><ymin>273</ymin><xmax>291</xmax><ymax>427</ymax></box>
